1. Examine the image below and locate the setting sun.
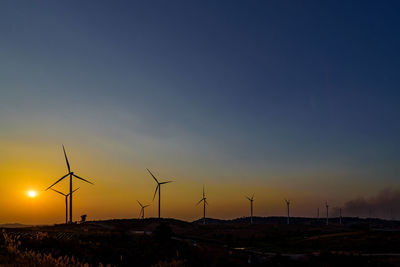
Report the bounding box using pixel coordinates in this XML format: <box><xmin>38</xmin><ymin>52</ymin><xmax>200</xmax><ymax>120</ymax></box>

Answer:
<box><xmin>27</xmin><ymin>190</ymin><xmax>37</xmax><ymax>198</ymax></box>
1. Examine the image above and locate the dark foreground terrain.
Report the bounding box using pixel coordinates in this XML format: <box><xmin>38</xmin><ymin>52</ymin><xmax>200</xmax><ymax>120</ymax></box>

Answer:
<box><xmin>1</xmin><ymin>217</ymin><xmax>400</xmax><ymax>266</ymax></box>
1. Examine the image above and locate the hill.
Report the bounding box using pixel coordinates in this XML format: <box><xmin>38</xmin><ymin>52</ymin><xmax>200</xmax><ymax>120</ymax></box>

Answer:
<box><xmin>0</xmin><ymin>223</ymin><xmax>32</xmax><ymax>228</ymax></box>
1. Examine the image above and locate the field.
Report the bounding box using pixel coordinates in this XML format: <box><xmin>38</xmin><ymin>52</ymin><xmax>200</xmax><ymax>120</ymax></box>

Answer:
<box><xmin>1</xmin><ymin>217</ymin><xmax>400</xmax><ymax>266</ymax></box>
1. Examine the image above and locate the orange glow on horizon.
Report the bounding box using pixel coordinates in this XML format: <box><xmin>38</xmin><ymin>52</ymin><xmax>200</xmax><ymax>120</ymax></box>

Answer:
<box><xmin>0</xmin><ymin>142</ymin><xmax>381</xmax><ymax>225</ymax></box>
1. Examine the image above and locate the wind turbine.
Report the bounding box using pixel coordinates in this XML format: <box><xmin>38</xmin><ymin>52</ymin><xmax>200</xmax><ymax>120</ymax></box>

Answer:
<box><xmin>326</xmin><ymin>202</ymin><xmax>329</xmax><ymax>225</ymax></box>
<box><xmin>285</xmin><ymin>199</ymin><xmax>290</xmax><ymax>225</ymax></box>
<box><xmin>45</xmin><ymin>145</ymin><xmax>94</xmax><ymax>223</ymax></box>
<box><xmin>339</xmin><ymin>208</ymin><xmax>342</xmax><ymax>224</ymax></box>
<box><xmin>245</xmin><ymin>194</ymin><xmax>254</xmax><ymax>224</ymax></box>
<box><xmin>147</xmin><ymin>169</ymin><xmax>172</xmax><ymax>219</ymax></box>
<box><xmin>197</xmin><ymin>185</ymin><xmax>208</xmax><ymax>225</ymax></box>
<box><xmin>137</xmin><ymin>200</ymin><xmax>150</xmax><ymax>219</ymax></box>
<box><xmin>50</xmin><ymin>188</ymin><xmax>79</xmax><ymax>224</ymax></box>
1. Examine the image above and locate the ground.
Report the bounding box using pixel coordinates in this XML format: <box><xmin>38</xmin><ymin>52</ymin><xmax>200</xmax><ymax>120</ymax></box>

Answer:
<box><xmin>0</xmin><ymin>217</ymin><xmax>399</xmax><ymax>266</ymax></box>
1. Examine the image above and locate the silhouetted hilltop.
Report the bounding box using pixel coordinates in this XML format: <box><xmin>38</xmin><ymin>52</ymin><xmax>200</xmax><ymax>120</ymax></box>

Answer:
<box><xmin>192</xmin><ymin>216</ymin><xmax>400</xmax><ymax>228</ymax></box>
<box><xmin>0</xmin><ymin>223</ymin><xmax>32</xmax><ymax>228</ymax></box>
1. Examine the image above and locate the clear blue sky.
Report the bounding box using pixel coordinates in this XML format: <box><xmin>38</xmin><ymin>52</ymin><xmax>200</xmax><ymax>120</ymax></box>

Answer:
<box><xmin>0</xmin><ymin>1</ymin><xmax>399</xmax><ymax>222</ymax></box>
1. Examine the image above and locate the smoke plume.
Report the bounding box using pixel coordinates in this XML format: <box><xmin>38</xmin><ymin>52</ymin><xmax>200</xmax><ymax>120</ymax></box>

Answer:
<box><xmin>332</xmin><ymin>188</ymin><xmax>400</xmax><ymax>219</ymax></box>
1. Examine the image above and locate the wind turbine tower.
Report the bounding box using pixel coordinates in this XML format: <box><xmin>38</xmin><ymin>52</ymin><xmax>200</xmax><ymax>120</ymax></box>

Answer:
<box><xmin>50</xmin><ymin>188</ymin><xmax>79</xmax><ymax>224</ymax></box>
<box><xmin>197</xmin><ymin>185</ymin><xmax>208</xmax><ymax>224</ymax></box>
<box><xmin>285</xmin><ymin>199</ymin><xmax>290</xmax><ymax>224</ymax></box>
<box><xmin>147</xmin><ymin>169</ymin><xmax>172</xmax><ymax>219</ymax></box>
<box><xmin>46</xmin><ymin>145</ymin><xmax>94</xmax><ymax>223</ymax></box>
<box><xmin>137</xmin><ymin>200</ymin><xmax>149</xmax><ymax>219</ymax></box>
<box><xmin>326</xmin><ymin>202</ymin><xmax>329</xmax><ymax>225</ymax></box>
<box><xmin>246</xmin><ymin>194</ymin><xmax>254</xmax><ymax>224</ymax></box>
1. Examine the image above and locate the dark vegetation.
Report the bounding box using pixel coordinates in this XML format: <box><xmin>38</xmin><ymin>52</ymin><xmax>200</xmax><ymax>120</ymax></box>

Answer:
<box><xmin>0</xmin><ymin>217</ymin><xmax>399</xmax><ymax>266</ymax></box>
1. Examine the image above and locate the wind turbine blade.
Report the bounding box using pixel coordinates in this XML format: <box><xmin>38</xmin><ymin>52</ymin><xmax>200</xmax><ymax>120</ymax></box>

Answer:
<box><xmin>137</xmin><ymin>200</ymin><xmax>143</xmax><ymax>207</ymax></box>
<box><xmin>45</xmin><ymin>173</ymin><xmax>70</xmax><ymax>190</ymax></box>
<box><xmin>144</xmin><ymin>205</ymin><xmax>150</xmax><ymax>208</ymax></box>
<box><xmin>160</xmin><ymin>181</ymin><xmax>172</xmax><ymax>184</ymax></box>
<box><xmin>203</xmin><ymin>185</ymin><xmax>205</xmax><ymax>198</ymax></box>
<box><xmin>251</xmin><ymin>193</ymin><xmax>254</xmax><ymax>200</ymax></box>
<box><xmin>67</xmin><ymin>187</ymin><xmax>80</xmax><ymax>196</ymax></box>
<box><xmin>50</xmin><ymin>188</ymin><xmax>66</xmax><ymax>196</ymax></box>
<box><xmin>72</xmin><ymin>174</ymin><xmax>94</xmax><ymax>185</ymax></box>
<box><xmin>245</xmin><ymin>195</ymin><xmax>251</xmax><ymax>201</ymax></box>
<box><xmin>139</xmin><ymin>209</ymin><xmax>143</xmax><ymax>218</ymax></box>
<box><xmin>152</xmin><ymin>184</ymin><xmax>159</xmax><ymax>201</ymax></box>
<box><xmin>62</xmin><ymin>145</ymin><xmax>71</xmax><ymax>173</ymax></box>
<box><xmin>196</xmin><ymin>198</ymin><xmax>204</xmax><ymax>205</ymax></box>
<box><xmin>146</xmin><ymin>169</ymin><xmax>159</xmax><ymax>183</ymax></box>
<box><xmin>66</xmin><ymin>187</ymin><xmax>79</xmax><ymax>197</ymax></box>
<box><xmin>205</xmin><ymin>199</ymin><xmax>208</xmax><ymax>205</ymax></box>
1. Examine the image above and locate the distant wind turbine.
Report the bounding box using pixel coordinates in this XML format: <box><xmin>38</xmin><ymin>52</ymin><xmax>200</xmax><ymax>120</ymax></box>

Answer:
<box><xmin>147</xmin><ymin>169</ymin><xmax>172</xmax><ymax>219</ymax></box>
<box><xmin>137</xmin><ymin>200</ymin><xmax>150</xmax><ymax>219</ymax></box>
<box><xmin>245</xmin><ymin>194</ymin><xmax>254</xmax><ymax>224</ymax></box>
<box><xmin>339</xmin><ymin>208</ymin><xmax>342</xmax><ymax>224</ymax></box>
<box><xmin>45</xmin><ymin>145</ymin><xmax>94</xmax><ymax>223</ymax></box>
<box><xmin>197</xmin><ymin>185</ymin><xmax>208</xmax><ymax>225</ymax></box>
<box><xmin>50</xmin><ymin>188</ymin><xmax>79</xmax><ymax>224</ymax></box>
<box><xmin>285</xmin><ymin>199</ymin><xmax>290</xmax><ymax>224</ymax></box>
<box><xmin>326</xmin><ymin>202</ymin><xmax>329</xmax><ymax>225</ymax></box>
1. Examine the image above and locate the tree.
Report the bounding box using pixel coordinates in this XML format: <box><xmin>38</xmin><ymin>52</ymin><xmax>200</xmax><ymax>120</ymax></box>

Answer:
<box><xmin>80</xmin><ymin>214</ymin><xmax>87</xmax><ymax>223</ymax></box>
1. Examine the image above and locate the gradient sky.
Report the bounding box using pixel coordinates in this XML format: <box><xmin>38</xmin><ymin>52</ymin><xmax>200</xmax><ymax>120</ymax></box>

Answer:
<box><xmin>1</xmin><ymin>1</ymin><xmax>399</xmax><ymax>224</ymax></box>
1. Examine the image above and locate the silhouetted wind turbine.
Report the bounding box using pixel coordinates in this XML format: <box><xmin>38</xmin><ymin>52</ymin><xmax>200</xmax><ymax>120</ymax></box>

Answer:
<box><xmin>50</xmin><ymin>188</ymin><xmax>79</xmax><ymax>224</ymax></box>
<box><xmin>137</xmin><ymin>200</ymin><xmax>150</xmax><ymax>219</ymax></box>
<box><xmin>246</xmin><ymin>194</ymin><xmax>254</xmax><ymax>224</ymax></box>
<box><xmin>197</xmin><ymin>185</ymin><xmax>208</xmax><ymax>225</ymax></box>
<box><xmin>147</xmin><ymin>169</ymin><xmax>172</xmax><ymax>219</ymax></box>
<box><xmin>45</xmin><ymin>145</ymin><xmax>94</xmax><ymax>223</ymax></box>
<box><xmin>326</xmin><ymin>202</ymin><xmax>329</xmax><ymax>225</ymax></box>
<box><xmin>285</xmin><ymin>199</ymin><xmax>290</xmax><ymax>224</ymax></box>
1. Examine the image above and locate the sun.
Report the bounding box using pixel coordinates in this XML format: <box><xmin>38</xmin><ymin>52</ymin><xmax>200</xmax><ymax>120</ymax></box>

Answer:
<box><xmin>27</xmin><ymin>190</ymin><xmax>37</xmax><ymax>198</ymax></box>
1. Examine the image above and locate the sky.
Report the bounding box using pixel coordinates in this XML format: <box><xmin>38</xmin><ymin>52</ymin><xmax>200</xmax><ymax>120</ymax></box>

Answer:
<box><xmin>0</xmin><ymin>1</ymin><xmax>399</xmax><ymax>224</ymax></box>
